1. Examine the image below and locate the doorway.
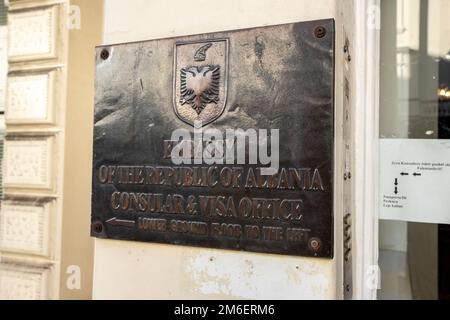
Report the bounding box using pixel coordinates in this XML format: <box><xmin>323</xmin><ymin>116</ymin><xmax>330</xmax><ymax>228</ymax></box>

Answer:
<box><xmin>378</xmin><ymin>0</ymin><xmax>450</xmax><ymax>300</ymax></box>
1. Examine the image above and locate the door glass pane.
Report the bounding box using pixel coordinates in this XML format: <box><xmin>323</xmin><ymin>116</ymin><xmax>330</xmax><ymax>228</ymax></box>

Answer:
<box><xmin>379</xmin><ymin>0</ymin><xmax>450</xmax><ymax>300</ymax></box>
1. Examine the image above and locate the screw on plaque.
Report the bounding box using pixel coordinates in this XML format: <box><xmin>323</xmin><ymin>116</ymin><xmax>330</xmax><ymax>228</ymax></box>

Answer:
<box><xmin>314</xmin><ymin>26</ymin><xmax>326</xmax><ymax>38</ymax></box>
<box><xmin>309</xmin><ymin>237</ymin><xmax>322</xmax><ymax>253</ymax></box>
<box><xmin>100</xmin><ymin>49</ymin><xmax>110</xmax><ymax>60</ymax></box>
<box><xmin>92</xmin><ymin>221</ymin><xmax>104</xmax><ymax>234</ymax></box>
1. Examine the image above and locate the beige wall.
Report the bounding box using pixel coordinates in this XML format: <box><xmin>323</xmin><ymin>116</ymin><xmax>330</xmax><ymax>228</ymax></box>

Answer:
<box><xmin>60</xmin><ymin>0</ymin><xmax>103</xmax><ymax>300</ymax></box>
<box><xmin>92</xmin><ymin>0</ymin><xmax>340</xmax><ymax>300</ymax></box>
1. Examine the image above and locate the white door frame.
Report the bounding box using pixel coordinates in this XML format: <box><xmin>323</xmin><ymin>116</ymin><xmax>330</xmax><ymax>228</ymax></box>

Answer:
<box><xmin>352</xmin><ymin>0</ymin><xmax>380</xmax><ymax>300</ymax></box>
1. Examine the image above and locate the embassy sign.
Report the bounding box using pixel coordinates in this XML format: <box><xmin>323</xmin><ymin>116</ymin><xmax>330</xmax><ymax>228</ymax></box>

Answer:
<box><xmin>91</xmin><ymin>19</ymin><xmax>335</xmax><ymax>258</ymax></box>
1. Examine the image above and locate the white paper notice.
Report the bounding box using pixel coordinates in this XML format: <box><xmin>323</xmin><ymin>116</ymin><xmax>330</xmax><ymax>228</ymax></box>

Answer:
<box><xmin>380</xmin><ymin>139</ymin><xmax>450</xmax><ymax>224</ymax></box>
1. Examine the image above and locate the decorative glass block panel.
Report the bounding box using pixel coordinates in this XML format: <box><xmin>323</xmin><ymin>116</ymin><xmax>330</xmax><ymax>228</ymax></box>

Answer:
<box><xmin>0</xmin><ymin>27</ymin><xmax>7</xmax><ymax>112</ymax></box>
<box><xmin>8</xmin><ymin>7</ymin><xmax>56</xmax><ymax>61</ymax></box>
<box><xmin>3</xmin><ymin>137</ymin><xmax>53</xmax><ymax>189</ymax></box>
<box><xmin>0</xmin><ymin>201</ymin><xmax>50</xmax><ymax>255</ymax></box>
<box><xmin>0</xmin><ymin>265</ymin><xmax>47</xmax><ymax>300</ymax></box>
<box><xmin>6</xmin><ymin>72</ymin><xmax>54</xmax><ymax>123</ymax></box>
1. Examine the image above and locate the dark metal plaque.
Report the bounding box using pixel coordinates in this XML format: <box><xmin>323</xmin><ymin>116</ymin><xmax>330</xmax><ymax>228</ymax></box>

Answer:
<box><xmin>91</xmin><ymin>19</ymin><xmax>335</xmax><ymax>258</ymax></box>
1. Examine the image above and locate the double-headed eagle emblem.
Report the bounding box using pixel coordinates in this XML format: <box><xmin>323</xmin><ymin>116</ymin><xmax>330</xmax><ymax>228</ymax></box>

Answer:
<box><xmin>179</xmin><ymin>43</ymin><xmax>221</xmax><ymax>115</ymax></box>
<box><xmin>174</xmin><ymin>39</ymin><xmax>228</xmax><ymax>126</ymax></box>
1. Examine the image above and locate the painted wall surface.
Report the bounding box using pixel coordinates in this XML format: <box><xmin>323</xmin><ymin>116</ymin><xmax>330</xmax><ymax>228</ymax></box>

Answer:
<box><xmin>61</xmin><ymin>0</ymin><xmax>104</xmax><ymax>299</ymax></box>
<box><xmin>93</xmin><ymin>0</ymin><xmax>338</xmax><ymax>299</ymax></box>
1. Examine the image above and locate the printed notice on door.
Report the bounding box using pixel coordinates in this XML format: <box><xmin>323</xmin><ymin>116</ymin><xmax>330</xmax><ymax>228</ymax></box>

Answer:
<box><xmin>380</xmin><ymin>139</ymin><xmax>450</xmax><ymax>224</ymax></box>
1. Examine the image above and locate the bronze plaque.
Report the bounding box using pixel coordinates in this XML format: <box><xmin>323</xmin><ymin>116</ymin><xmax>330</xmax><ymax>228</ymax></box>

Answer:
<box><xmin>92</xmin><ymin>19</ymin><xmax>335</xmax><ymax>258</ymax></box>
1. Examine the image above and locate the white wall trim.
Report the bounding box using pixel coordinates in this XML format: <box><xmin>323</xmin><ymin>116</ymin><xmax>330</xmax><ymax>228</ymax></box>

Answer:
<box><xmin>353</xmin><ymin>0</ymin><xmax>380</xmax><ymax>300</ymax></box>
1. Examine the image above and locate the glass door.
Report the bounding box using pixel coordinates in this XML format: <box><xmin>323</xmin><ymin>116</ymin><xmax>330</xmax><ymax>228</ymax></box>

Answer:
<box><xmin>378</xmin><ymin>0</ymin><xmax>450</xmax><ymax>299</ymax></box>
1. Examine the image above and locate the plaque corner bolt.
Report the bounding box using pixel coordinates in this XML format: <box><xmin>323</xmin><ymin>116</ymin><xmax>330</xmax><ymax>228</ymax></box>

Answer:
<box><xmin>92</xmin><ymin>221</ymin><xmax>104</xmax><ymax>234</ymax></box>
<box><xmin>100</xmin><ymin>48</ymin><xmax>110</xmax><ymax>60</ymax></box>
<box><xmin>314</xmin><ymin>26</ymin><xmax>327</xmax><ymax>38</ymax></box>
<box><xmin>309</xmin><ymin>237</ymin><xmax>322</xmax><ymax>253</ymax></box>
